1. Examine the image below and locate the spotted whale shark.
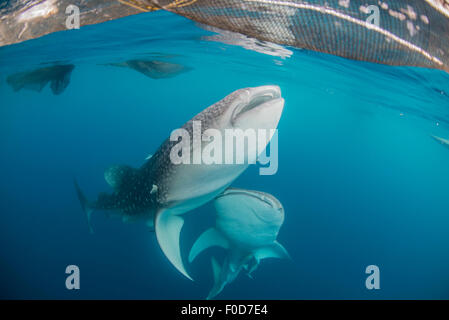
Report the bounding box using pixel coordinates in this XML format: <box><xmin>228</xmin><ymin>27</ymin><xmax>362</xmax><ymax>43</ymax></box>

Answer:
<box><xmin>7</xmin><ymin>64</ymin><xmax>75</xmax><ymax>95</ymax></box>
<box><xmin>75</xmin><ymin>85</ymin><xmax>285</xmax><ymax>279</ymax></box>
<box><xmin>107</xmin><ymin>59</ymin><xmax>190</xmax><ymax>79</ymax></box>
<box><xmin>189</xmin><ymin>188</ymin><xmax>290</xmax><ymax>299</ymax></box>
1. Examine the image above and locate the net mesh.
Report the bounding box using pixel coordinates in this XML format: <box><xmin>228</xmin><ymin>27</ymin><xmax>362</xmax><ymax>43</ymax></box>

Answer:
<box><xmin>144</xmin><ymin>0</ymin><xmax>449</xmax><ymax>72</ymax></box>
<box><xmin>1</xmin><ymin>0</ymin><xmax>448</xmax><ymax>72</ymax></box>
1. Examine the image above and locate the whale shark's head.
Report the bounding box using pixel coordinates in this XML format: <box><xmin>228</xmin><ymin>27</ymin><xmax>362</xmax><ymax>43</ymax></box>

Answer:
<box><xmin>166</xmin><ymin>85</ymin><xmax>285</xmax><ymax>208</ymax></box>
<box><xmin>212</xmin><ymin>85</ymin><xmax>284</xmax><ymax>133</ymax></box>
<box><xmin>215</xmin><ymin>188</ymin><xmax>285</xmax><ymax>249</ymax></box>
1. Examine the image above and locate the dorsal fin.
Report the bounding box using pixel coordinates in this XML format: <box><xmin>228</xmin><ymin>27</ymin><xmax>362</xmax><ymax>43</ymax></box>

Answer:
<box><xmin>104</xmin><ymin>165</ymin><xmax>135</xmax><ymax>189</ymax></box>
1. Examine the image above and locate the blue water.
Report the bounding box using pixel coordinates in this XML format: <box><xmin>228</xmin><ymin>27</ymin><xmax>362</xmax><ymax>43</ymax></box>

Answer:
<box><xmin>1</xmin><ymin>10</ymin><xmax>449</xmax><ymax>300</ymax></box>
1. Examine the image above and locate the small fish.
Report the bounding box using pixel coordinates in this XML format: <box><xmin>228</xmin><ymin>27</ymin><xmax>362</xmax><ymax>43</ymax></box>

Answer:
<box><xmin>189</xmin><ymin>188</ymin><xmax>290</xmax><ymax>299</ymax></box>
<box><xmin>6</xmin><ymin>64</ymin><xmax>75</xmax><ymax>95</ymax></box>
<box><xmin>431</xmin><ymin>135</ymin><xmax>449</xmax><ymax>148</ymax></box>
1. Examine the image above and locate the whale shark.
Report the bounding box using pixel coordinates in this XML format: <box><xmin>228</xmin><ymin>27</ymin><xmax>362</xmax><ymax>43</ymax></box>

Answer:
<box><xmin>7</xmin><ymin>64</ymin><xmax>75</xmax><ymax>95</ymax></box>
<box><xmin>107</xmin><ymin>59</ymin><xmax>190</xmax><ymax>79</ymax></box>
<box><xmin>188</xmin><ymin>188</ymin><xmax>290</xmax><ymax>299</ymax></box>
<box><xmin>431</xmin><ymin>135</ymin><xmax>449</xmax><ymax>149</ymax></box>
<box><xmin>75</xmin><ymin>85</ymin><xmax>285</xmax><ymax>279</ymax></box>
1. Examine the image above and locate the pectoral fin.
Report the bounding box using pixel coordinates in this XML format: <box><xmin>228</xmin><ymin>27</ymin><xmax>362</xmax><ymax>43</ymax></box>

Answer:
<box><xmin>155</xmin><ymin>210</ymin><xmax>192</xmax><ymax>280</ymax></box>
<box><xmin>188</xmin><ymin>228</ymin><xmax>229</xmax><ymax>263</ymax></box>
<box><xmin>74</xmin><ymin>179</ymin><xmax>94</xmax><ymax>234</ymax></box>
<box><xmin>253</xmin><ymin>241</ymin><xmax>290</xmax><ymax>262</ymax></box>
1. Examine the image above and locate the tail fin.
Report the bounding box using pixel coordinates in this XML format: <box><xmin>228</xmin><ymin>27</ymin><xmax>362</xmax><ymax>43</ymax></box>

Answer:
<box><xmin>207</xmin><ymin>257</ymin><xmax>224</xmax><ymax>300</ymax></box>
<box><xmin>73</xmin><ymin>180</ymin><xmax>94</xmax><ymax>233</ymax></box>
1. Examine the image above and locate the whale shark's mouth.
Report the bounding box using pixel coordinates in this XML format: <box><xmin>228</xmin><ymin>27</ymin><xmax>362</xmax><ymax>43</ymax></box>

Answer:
<box><xmin>232</xmin><ymin>86</ymin><xmax>282</xmax><ymax>123</ymax></box>
<box><xmin>219</xmin><ymin>188</ymin><xmax>283</xmax><ymax>211</ymax></box>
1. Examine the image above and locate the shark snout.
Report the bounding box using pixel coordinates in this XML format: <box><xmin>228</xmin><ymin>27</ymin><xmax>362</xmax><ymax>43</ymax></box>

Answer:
<box><xmin>249</xmin><ymin>85</ymin><xmax>281</xmax><ymax>100</ymax></box>
<box><xmin>231</xmin><ymin>85</ymin><xmax>284</xmax><ymax>131</ymax></box>
<box><xmin>234</xmin><ymin>86</ymin><xmax>281</xmax><ymax>117</ymax></box>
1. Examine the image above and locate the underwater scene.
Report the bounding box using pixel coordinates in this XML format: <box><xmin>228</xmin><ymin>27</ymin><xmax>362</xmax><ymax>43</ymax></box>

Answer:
<box><xmin>1</xmin><ymin>8</ymin><xmax>449</xmax><ymax>300</ymax></box>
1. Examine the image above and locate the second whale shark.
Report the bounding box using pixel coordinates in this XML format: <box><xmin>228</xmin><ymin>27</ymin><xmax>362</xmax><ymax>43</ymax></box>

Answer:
<box><xmin>189</xmin><ymin>188</ymin><xmax>290</xmax><ymax>299</ymax></box>
<box><xmin>75</xmin><ymin>85</ymin><xmax>285</xmax><ymax>279</ymax></box>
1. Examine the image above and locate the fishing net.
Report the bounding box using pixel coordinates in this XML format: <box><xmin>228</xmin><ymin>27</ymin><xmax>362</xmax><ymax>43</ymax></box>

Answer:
<box><xmin>141</xmin><ymin>0</ymin><xmax>449</xmax><ymax>72</ymax></box>
<box><xmin>1</xmin><ymin>0</ymin><xmax>448</xmax><ymax>72</ymax></box>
